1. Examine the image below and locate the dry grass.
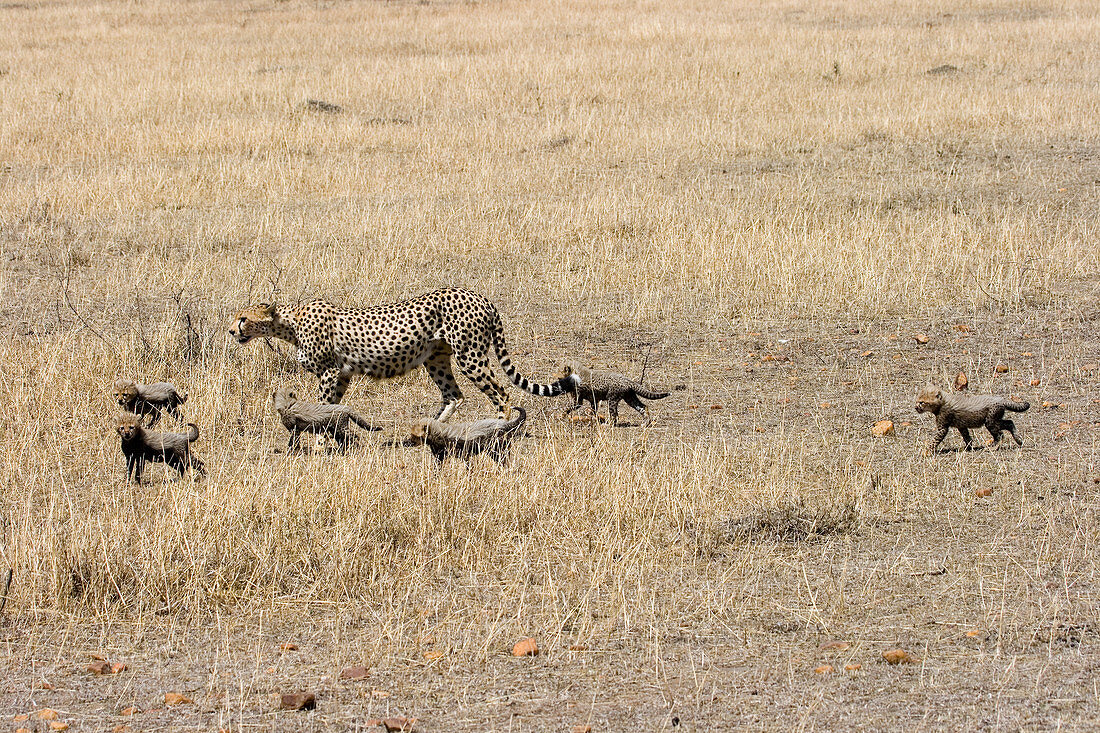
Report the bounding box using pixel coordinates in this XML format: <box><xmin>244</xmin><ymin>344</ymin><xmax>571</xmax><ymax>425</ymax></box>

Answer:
<box><xmin>1</xmin><ymin>0</ymin><xmax>1100</xmax><ymax>729</ymax></box>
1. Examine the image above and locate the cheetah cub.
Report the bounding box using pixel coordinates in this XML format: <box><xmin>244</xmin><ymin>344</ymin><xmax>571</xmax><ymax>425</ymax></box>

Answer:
<box><xmin>557</xmin><ymin>361</ymin><xmax>683</xmax><ymax>426</ymax></box>
<box><xmin>113</xmin><ymin>379</ymin><xmax>187</xmax><ymax>426</ymax></box>
<box><xmin>406</xmin><ymin>407</ymin><xmax>526</xmax><ymax>463</ymax></box>
<box><xmin>116</xmin><ymin>412</ymin><xmax>205</xmax><ymax>483</ymax></box>
<box><xmin>915</xmin><ymin>384</ymin><xmax>1030</xmax><ymax>454</ymax></box>
<box><xmin>272</xmin><ymin>388</ymin><xmax>380</xmax><ymax>453</ymax></box>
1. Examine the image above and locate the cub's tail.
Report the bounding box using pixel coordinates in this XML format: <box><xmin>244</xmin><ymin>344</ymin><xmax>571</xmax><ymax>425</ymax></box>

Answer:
<box><xmin>345</xmin><ymin>408</ymin><xmax>382</xmax><ymax>432</ymax></box>
<box><xmin>491</xmin><ymin>312</ymin><xmax>564</xmax><ymax>398</ymax></box>
<box><xmin>502</xmin><ymin>406</ymin><xmax>527</xmax><ymax>437</ymax></box>
<box><xmin>634</xmin><ymin>384</ymin><xmax>685</xmax><ymax>401</ymax></box>
<box><xmin>1005</xmin><ymin>400</ymin><xmax>1030</xmax><ymax>412</ymax></box>
<box><xmin>185</xmin><ymin>423</ymin><xmax>200</xmax><ymax>442</ymax></box>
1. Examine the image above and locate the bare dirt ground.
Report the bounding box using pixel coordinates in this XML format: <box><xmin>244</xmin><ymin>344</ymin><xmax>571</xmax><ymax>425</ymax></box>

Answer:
<box><xmin>1</xmin><ymin>0</ymin><xmax>1099</xmax><ymax>731</ymax></box>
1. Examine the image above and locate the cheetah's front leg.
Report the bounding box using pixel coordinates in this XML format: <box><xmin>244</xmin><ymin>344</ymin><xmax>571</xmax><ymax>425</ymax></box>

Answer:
<box><xmin>319</xmin><ymin>368</ymin><xmax>351</xmax><ymax>405</ymax></box>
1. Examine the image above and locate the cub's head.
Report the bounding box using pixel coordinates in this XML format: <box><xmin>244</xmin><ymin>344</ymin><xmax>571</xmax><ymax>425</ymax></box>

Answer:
<box><xmin>229</xmin><ymin>303</ymin><xmax>277</xmax><ymax>345</ymax></box>
<box><xmin>271</xmin><ymin>388</ymin><xmax>298</xmax><ymax>412</ymax></box>
<box><xmin>555</xmin><ymin>360</ymin><xmax>588</xmax><ymax>386</ymax></box>
<box><xmin>116</xmin><ymin>412</ymin><xmax>142</xmax><ymax>441</ymax></box>
<box><xmin>405</xmin><ymin>420</ymin><xmax>431</xmax><ymax>447</ymax></box>
<box><xmin>113</xmin><ymin>379</ymin><xmax>138</xmax><ymax>408</ymax></box>
<box><xmin>915</xmin><ymin>385</ymin><xmax>945</xmax><ymax>414</ymax></box>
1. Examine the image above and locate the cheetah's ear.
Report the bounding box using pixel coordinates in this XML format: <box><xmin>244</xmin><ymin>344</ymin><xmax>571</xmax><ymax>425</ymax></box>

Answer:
<box><xmin>288</xmin><ymin>390</ymin><xmax>297</xmax><ymax>400</ymax></box>
<box><xmin>256</xmin><ymin>302</ymin><xmax>276</xmax><ymax>317</ymax></box>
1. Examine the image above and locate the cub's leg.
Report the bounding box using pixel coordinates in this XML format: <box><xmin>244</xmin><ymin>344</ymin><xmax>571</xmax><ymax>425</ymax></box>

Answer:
<box><xmin>608</xmin><ymin>398</ymin><xmax>621</xmax><ymax>426</ymax></box>
<box><xmin>957</xmin><ymin>427</ymin><xmax>974</xmax><ymax>449</ymax></box>
<box><xmin>1002</xmin><ymin>418</ymin><xmax>1023</xmax><ymax>446</ymax></box>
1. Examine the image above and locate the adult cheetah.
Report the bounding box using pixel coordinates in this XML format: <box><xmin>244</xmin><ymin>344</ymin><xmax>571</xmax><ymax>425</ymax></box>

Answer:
<box><xmin>229</xmin><ymin>288</ymin><xmax>563</xmax><ymax>420</ymax></box>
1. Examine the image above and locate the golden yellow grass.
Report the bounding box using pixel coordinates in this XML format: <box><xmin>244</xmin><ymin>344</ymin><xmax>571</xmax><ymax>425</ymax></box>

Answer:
<box><xmin>1</xmin><ymin>0</ymin><xmax>1099</xmax><ymax>728</ymax></box>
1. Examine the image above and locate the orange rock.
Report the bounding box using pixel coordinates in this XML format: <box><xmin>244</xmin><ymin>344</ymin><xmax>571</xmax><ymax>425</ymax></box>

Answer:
<box><xmin>14</xmin><ymin>715</ymin><xmax>29</xmax><ymax>722</ymax></box>
<box><xmin>899</xmin><ymin>420</ymin><xmax>912</xmax><ymax>427</ymax></box>
<box><xmin>512</xmin><ymin>638</ymin><xmax>539</xmax><ymax>657</ymax></box>
<box><xmin>845</xmin><ymin>663</ymin><xmax>862</xmax><ymax>671</ymax></box>
<box><xmin>568</xmin><ymin>644</ymin><xmax>589</xmax><ymax>651</ymax></box>
<box><xmin>381</xmin><ymin>718</ymin><xmax>417</xmax><ymax>732</ymax></box>
<box><xmin>164</xmin><ymin>693</ymin><xmax>192</xmax><ymax>706</ymax></box>
<box><xmin>1021</xmin><ymin>351</ymin><xmax>1033</xmax><ymax>357</ymax></box>
<box><xmin>975</xmin><ymin>487</ymin><xmax>993</xmax><ymax>498</ymax></box>
<box><xmin>710</xmin><ymin>404</ymin><xmax>722</xmax><ymax>410</ymax></box>
<box><xmin>872</xmin><ymin>420</ymin><xmax>894</xmax><ymax>436</ymax></box>
<box><xmin>814</xmin><ymin>665</ymin><xmax>834</xmax><ymax>674</ymax></box>
<box><xmin>37</xmin><ymin>710</ymin><xmax>60</xmax><ymax>720</ymax></box>
<box><xmin>112</xmin><ymin>726</ymin><xmax>130</xmax><ymax>733</ymax></box>
<box><xmin>820</xmin><ymin>402</ymin><xmax>831</xmax><ymax>409</ymax></box>
<box><xmin>953</xmin><ymin>372</ymin><xmax>968</xmax><ymax>391</ymax></box>
<box><xmin>119</xmin><ymin>706</ymin><xmax>140</xmax><ymax>716</ymax></box>
<box><xmin>280</xmin><ymin>643</ymin><xmax>299</xmax><ymax>652</ymax></box>
<box><xmin>818</xmin><ymin>641</ymin><xmax>850</xmax><ymax>651</ymax></box>
<box><xmin>965</xmin><ymin>629</ymin><xmax>983</xmax><ymax>638</ymax></box>
<box><xmin>339</xmin><ymin>665</ymin><xmax>370</xmax><ymax>680</ymax></box>
<box><xmin>1029</xmin><ymin>379</ymin><xmax>1041</xmax><ymax>386</ymax></box>
<box><xmin>913</xmin><ymin>334</ymin><xmax>929</xmax><ymax>344</ymax></box>
<box><xmin>16</xmin><ymin>729</ymin><xmax>31</xmax><ymax>733</ymax></box>
<box><xmin>49</xmin><ymin>723</ymin><xmax>69</xmax><ymax>731</ymax></box>
<box><xmin>111</xmin><ymin>662</ymin><xmax>128</xmax><ymax>674</ymax></box>
<box><xmin>422</xmin><ymin>650</ymin><xmax>444</xmax><ymax>661</ymax></box>
<box><xmin>882</xmin><ymin>648</ymin><xmax>918</xmax><ymax>665</ymax></box>
<box><xmin>279</xmin><ymin>692</ymin><xmax>316</xmax><ymax>711</ymax></box>
<box><xmin>994</xmin><ymin>364</ymin><xmax>1009</xmax><ymax>373</ymax></box>
<box><xmin>572</xmin><ymin>726</ymin><xmax>593</xmax><ymax>733</ymax></box>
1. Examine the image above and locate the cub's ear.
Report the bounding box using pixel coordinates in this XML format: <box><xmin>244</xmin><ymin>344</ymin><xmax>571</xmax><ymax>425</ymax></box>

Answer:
<box><xmin>257</xmin><ymin>302</ymin><xmax>276</xmax><ymax>317</ymax></box>
<box><xmin>288</xmin><ymin>390</ymin><xmax>297</xmax><ymax>400</ymax></box>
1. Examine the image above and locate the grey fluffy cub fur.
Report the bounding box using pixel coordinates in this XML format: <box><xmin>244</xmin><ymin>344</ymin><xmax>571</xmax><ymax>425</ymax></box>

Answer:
<box><xmin>407</xmin><ymin>407</ymin><xmax>526</xmax><ymax>463</ymax></box>
<box><xmin>113</xmin><ymin>379</ymin><xmax>187</xmax><ymax>426</ymax></box>
<box><xmin>272</xmin><ymin>388</ymin><xmax>379</xmax><ymax>452</ymax></box>
<box><xmin>915</xmin><ymin>384</ymin><xmax>1030</xmax><ymax>453</ymax></box>
<box><xmin>116</xmin><ymin>412</ymin><xmax>205</xmax><ymax>483</ymax></box>
<box><xmin>557</xmin><ymin>360</ymin><xmax>683</xmax><ymax>426</ymax></box>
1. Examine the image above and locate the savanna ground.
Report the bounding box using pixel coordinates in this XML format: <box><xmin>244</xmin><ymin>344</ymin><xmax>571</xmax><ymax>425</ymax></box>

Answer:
<box><xmin>1</xmin><ymin>0</ymin><xmax>1099</xmax><ymax>730</ymax></box>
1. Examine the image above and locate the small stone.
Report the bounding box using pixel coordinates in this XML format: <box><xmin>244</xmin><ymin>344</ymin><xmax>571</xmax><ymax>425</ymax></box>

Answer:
<box><xmin>49</xmin><ymin>723</ymin><xmax>69</xmax><ymax>731</ymax></box>
<box><xmin>975</xmin><ymin>487</ymin><xmax>993</xmax><ymax>498</ymax></box>
<box><xmin>119</xmin><ymin>707</ymin><xmax>140</xmax><ymax>716</ymax></box>
<box><xmin>381</xmin><ymin>718</ymin><xmax>417</xmax><ymax>732</ymax></box>
<box><xmin>37</xmin><ymin>710</ymin><xmax>60</xmax><ymax>721</ymax></box>
<box><xmin>872</xmin><ymin>420</ymin><xmax>894</xmax><ymax>436</ymax></box>
<box><xmin>279</xmin><ymin>692</ymin><xmax>316</xmax><ymax>711</ymax></box>
<box><xmin>814</xmin><ymin>665</ymin><xmax>834</xmax><ymax>674</ymax></box>
<box><xmin>572</xmin><ymin>725</ymin><xmax>593</xmax><ymax>733</ymax></box>
<box><xmin>339</xmin><ymin>665</ymin><xmax>369</xmax><ymax>680</ymax></box>
<box><xmin>882</xmin><ymin>648</ymin><xmax>918</xmax><ymax>665</ymax></box>
<box><xmin>164</xmin><ymin>693</ymin><xmax>193</xmax><ymax>706</ymax></box>
<box><xmin>844</xmin><ymin>663</ymin><xmax>862</xmax><ymax>671</ymax></box>
<box><xmin>1029</xmin><ymin>379</ymin><xmax>1041</xmax><ymax>386</ymax></box>
<box><xmin>913</xmin><ymin>334</ymin><xmax>929</xmax><ymax>344</ymax></box>
<box><xmin>280</xmin><ymin>643</ymin><xmax>299</xmax><ymax>652</ymax></box>
<box><xmin>512</xmin><ymin>638</ymin><xmax>539</xmax><ymax>657</ymax></box>
<box><xmin>818</xmin><ymin>641</ymin><xmax>850</xmax><ymax>651</ymax></box>
<box><xmin>994</xmin><ymin>364</ymin><xmax>1009</xmax><ymax>373</ymax></box>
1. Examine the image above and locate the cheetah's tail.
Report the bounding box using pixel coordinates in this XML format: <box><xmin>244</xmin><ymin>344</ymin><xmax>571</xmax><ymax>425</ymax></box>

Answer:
<box><xmin>1005</xmin><ymin>400</ymin><xmax>1030</xmax><ymax>412</ymax></box>
<box><xmin>502</xmin><ymin>406</ymin><xmax>527</xmax><ymax>437</ymax></box>
<box><xmin>185</xmin><ymin>423</ymin><xmax>200</xmax><ymax>442</ymax></box>
<box><xmin>491</xmin><ymin>315</ymin><xmax>564</xmax><ymax>398</ymax></box>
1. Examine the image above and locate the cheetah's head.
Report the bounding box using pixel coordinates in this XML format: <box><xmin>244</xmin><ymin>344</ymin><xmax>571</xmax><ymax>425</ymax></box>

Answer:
<box><xmin>915</xmin><ymin>385</ymin><xmax>944</xmax><ymax>414</ymax></box>
<box><xmin>404</xmin><ymin>420</ymin><xmax>430</xmax><ymax>447</ymax></box>
<box><xmin>555</xmin><ymin>361</ymin><xmax>588</xmax><ymax>387</ymax></box>
<box><xmin>271</xmin><ymin>388</ymin><xmax>298</xmax><ymax>413</ymax></box>
<box><xmin>229</xmin><ymin>303</ymin><xmax>277</xmax><ymax>345</ymax></box>
<box><xmin>116</xmin><ymin>412</ymin><xmax>142</xmax><ymax>441</ymax></box>
<box><xmin>113</xmin><ymin>379</ymin><xmax>139</xmax><ymax>408</ymax></box>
